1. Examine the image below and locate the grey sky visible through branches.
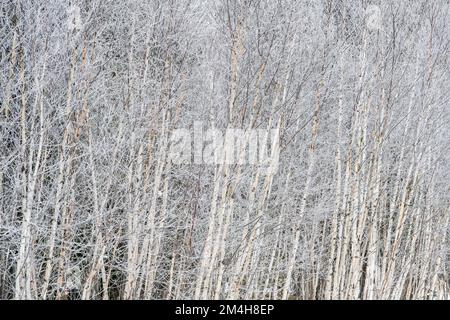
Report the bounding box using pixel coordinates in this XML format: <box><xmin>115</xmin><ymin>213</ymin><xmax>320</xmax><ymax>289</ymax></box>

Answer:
<box><xmin>0</xmin><ymin>0</ymin><xmax>449</xmax><ymax>300</ymax></box>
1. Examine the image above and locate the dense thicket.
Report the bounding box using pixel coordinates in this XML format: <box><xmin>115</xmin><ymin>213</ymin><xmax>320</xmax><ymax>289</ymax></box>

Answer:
<box><xmin>0</xmin><ymin>0</ymin><xmax>449</xmax><ymax>299</ymax></box>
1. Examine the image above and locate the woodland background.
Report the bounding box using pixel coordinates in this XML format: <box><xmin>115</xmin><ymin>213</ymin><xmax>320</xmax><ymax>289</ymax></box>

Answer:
<box><xmin>0</xmin><ymin>0</ymin><xmax>449</xmax><ymax>299</ymax></box>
